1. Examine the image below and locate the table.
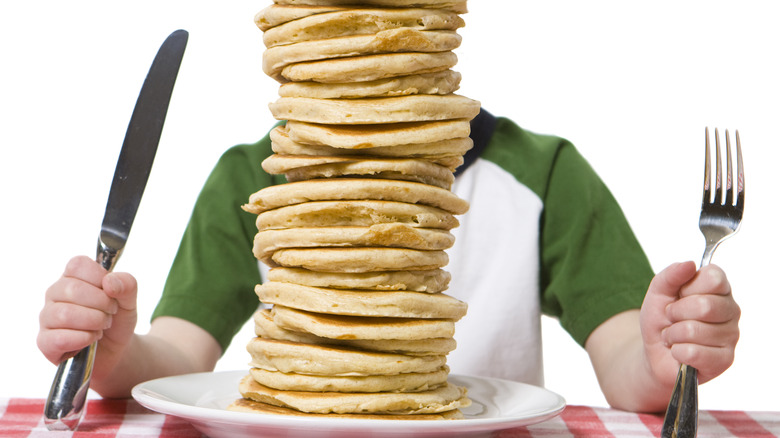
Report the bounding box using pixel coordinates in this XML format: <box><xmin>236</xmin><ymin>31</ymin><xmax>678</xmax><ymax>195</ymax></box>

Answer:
<box><xmin>2</xmin><ymin>398</ymin><xmax>778</xmax><ymax>437</ymax></box>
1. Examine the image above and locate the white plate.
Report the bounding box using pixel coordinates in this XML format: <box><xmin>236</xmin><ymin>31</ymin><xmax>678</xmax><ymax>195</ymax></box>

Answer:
<box><xmin>132</xmin><ymin>370</ymin><xmax>565</xmax><ymax>438</ymax></box>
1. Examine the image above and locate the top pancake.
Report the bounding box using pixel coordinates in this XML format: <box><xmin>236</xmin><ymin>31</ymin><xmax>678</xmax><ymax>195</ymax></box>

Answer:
<box><xmin>271</xmin><ymin>0</ymin><xmax>468</xmax><ymax>14</ymax></box>
<box><xmin>263</xmin><ymin>8</ymin><xmax>464</xmax><ymax>47</ymax></box>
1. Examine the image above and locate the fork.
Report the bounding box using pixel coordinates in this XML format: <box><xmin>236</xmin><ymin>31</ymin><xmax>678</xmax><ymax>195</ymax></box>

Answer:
<box><xmin>661</xmin><ymin>127</ymin><xmax>745</xmax><ymax>438</ymax></box>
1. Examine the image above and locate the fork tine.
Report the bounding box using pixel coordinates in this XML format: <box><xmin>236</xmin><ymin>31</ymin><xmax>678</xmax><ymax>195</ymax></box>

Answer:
<box><xmin>725</xmin><ymin>129</ymin><xmax>734</xmax><ymax>206</ymax></box>
<box><xmin>736</xmin><ymin>130</ymin><xmax>745</xmax><ymax>211</ymax></box>
<box><xmin>714</xmin><ymin>127</ymin><xmax>723</xmax><ymax>205</ymax></box>
<box><xmin>703</xmin><ymin>127</ymin><xmax>712</xmax><ymax>205</ymax></box>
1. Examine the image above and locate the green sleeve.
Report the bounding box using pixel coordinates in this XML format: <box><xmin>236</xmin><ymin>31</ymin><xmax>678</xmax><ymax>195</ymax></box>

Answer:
<box><xmin>151</xmin><ymin>132</ymin><xmax>285</xmax><ymax>353</ymax></box>
<box><xmin>539</xmin><ymin>142</ymin><xmax>655</xmax><ymax>346</ymax></box>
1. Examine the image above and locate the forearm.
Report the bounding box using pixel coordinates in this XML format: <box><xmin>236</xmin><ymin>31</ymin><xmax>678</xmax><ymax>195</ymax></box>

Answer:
<box><xmin>90</xmin><ymin>317</ymin><xmax>222</xmax><ymax>398</ymax></box>
<box><xmin>585</xmin><ymin>310</ymin><xmax>671</xmax><ymax>413</ymax></box>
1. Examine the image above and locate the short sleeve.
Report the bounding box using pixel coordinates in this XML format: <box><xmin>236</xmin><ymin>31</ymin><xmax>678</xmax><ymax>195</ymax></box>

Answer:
<box><xmin>151</xmin><ymin>134</ymin><xmax>284</xmax><ymax>353</ymax></box>
<box><xmin>539</xmin><ymin>143</ymin><xmax>654</xmax><ymax>346</ymax></box>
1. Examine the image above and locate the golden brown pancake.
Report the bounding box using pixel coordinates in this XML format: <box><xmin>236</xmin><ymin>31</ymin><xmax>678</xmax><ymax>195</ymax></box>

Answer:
<box><xmin>268</xmin><ymin>94</ymin><xmax>480</xmax><ymax>125</ymax></box>
<box><xmin>271</xmin><ymin>305</ymin><xmax>457</xmax><ymax>340</ymax></box>
<box><xmin>227</xmin><ymin>397</ymin><xmax>464</xmax><ymax>419</ymax></box>
<box><xmin>247</xmin><ymin>337</ymin><xmax>447</xmax><ymax>376</ymax></box>
<box><xmin>283</xmin><ymin>119</ymin><xmax>471</xmax><ymax>149</ymax></box>
<box><xmin>252</xmin><ymin>224</ymin><xmax>455</xmax><ymax>264</ymax></box>
<box><xmin>254</xmin><ymin>309</ymin><xmax>457</xmax><ymax>355</ymax></box>
<box><xmin>237</xmin><ymin>374</ymin><xmax>470</xmax><ymax>415</ymax></box>
<box><xmin>270</xmin><ymin>247</ymin><xmax>449</xmax><ymax>272</ymax></box>
<box><xmin>263</xmin><ymin>8</ymin><xmax>464</xmax><ymax>47</ymax></box>
<box><xmin>277</xmin><ymin>70</ymin><xmax>461</xmax><ymax>99</ymax></box>
<box><xmin>255</xmin><ymin>281</ymin><xmax>467</xmax><ymax>319</ymax></box>
<box><xmin>262</xmin><ymin>154</ymin><xmax>456</xmax><ymax>189</ymax></box>
<box><xmin>254</xmin><ymin>201</ymin><xmax>459</xmax><ymax>232</ymax></box>
<box><xmin>280</xmin><ymin>51</ymin><xmax>458</xmax><ymax>83</ymax></box>
<box><xmin>272</xmin><ymin>0</ymin><xmax>468</xmax><ymax>14</ymax></box>
<box><xmin>247</xmin><ymin>366</ymin><xmax>449</xmax><ymax>393</ymax></box>
<box><xmin>264</xmin><ymin>29</ymin><xmax>461</xmax><ymax>81</ymax></box>
<box><xmin>243</xmin><ymin>178</ymin><xmax>469</xmax><ymax>215</ymax></box>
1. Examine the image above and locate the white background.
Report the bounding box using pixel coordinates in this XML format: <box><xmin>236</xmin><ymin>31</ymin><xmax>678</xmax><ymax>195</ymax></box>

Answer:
<box><xmin>1</xmin><ymin>1</ymin><xmax>778</xmax><ymax>412</ymax></box>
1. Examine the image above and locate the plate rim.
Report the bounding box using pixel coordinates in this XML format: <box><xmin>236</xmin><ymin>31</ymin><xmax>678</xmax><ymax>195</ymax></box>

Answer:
<box><xmin>131</xmin><ymin>370</ymin><xmax>566</xmax><ymax>433</ymax></box>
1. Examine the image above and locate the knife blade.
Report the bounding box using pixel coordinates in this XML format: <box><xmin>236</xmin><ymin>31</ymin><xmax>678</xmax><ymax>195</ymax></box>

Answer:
<box><xmin>43</xmin><ymin>29</ymin><xmax>188</xmax><ymax>431</ymax></box>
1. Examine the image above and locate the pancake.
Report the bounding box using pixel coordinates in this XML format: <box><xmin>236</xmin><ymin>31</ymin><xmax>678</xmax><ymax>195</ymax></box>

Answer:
<box><xmin>273</xmin><ymin>0</ymin><xmax>468</xmax><ymax>14</ymax></box>
<box><xmin>271</xmin><ymin>305</ymin><xmax>456</xmax><ymax>340</ymax></box>
<box><xmin>269</xmin><ymin>94</ymin><xmax>480</xmax><ymax>125</ymax></box>
<box><xmin>254</xmin><ymin>309</ymin><xmax>457</xmax><ymax>355</ymax></box>
<box><xmin>255</xmin><ymin>5</ymin><xmax>349</xmax><ymax>31</ymax></box>
<box><xmin>277</xmin><ymin>70</ymin><xmax>461</xmax><ymax>99</ymax></box>
<box><xmin>227</xmin><ymin>397</ymin><xmax>463</xmax><ymax>419</ymax></box>
<box><xmin>255</xmin><ymin>282</ymin><xmax>467</xmax><ymax>319</ymax></box>
<box><xmin>253</xmin><ymin>224</ymin><xmax>455</xmax><ymax>263</ymax></box>
<box><xmin>254</xmin><ymin>201</ymin><xmax>459</xmax><ymax>231</ymax></box>
<box><xmin>248</xmin><ymin>366</ymin><xmax>449</xmax><ymax>393</ymax></box>
<box><xmin>263</xmin><ymin>155</ymin><xmax>455</xmax><ymax>188</ymax></box>
<box><xmin>264</xmin><ymin>29</ymin><xmax>461</xmax><ymax>82</ymax></box>
<box><xmin>246</xmin><ymin>337</ymin><xmax>446</xmax><ymax>376</ymax></box>
<box><xmin>281</xmin><ymin>51</ymin><xmax>458</xmax><ymax>83</ymax></box>
<box><xmin>237</xmin><ymin>374</ymin><xmax>470</xmax><ymax>415</ymax></box>
<box><xmin>243</xmin><ymin>178</ymin><xmax>469</xmax><ymax>215</ymax></box>
<box><xmin>283</xmin><ymin>119</ymin><xmax>471</xmax><ymax>149</ymax></box>
<box><xmin>267</xmin><ymin>267</ymin><xmax>451</xmax><ymax>292</ymax></box>
<box><xmin>270</xmin><ymin>247</ymin><xmax>449</xmax><ymax>272</ymax></box>
<box><xmin>270</xmin><ymin>127</ymin><xmax>469</xmax><ymax>169</ymax></box>
<box><xmin>263</xmin><ymin>8</ymin><xmax>464</xmax><ymax>47</ymax></box>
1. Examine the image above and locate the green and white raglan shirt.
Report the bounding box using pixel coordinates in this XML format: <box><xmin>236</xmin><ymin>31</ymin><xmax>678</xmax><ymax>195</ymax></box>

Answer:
<box><xmin>152</xmin><ymin>114</ymin><xmax>654</xmax><ymax>386</ymax></box>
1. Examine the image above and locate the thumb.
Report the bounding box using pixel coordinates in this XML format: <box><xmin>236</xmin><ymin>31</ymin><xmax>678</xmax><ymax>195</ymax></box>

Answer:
<box><xmin>647</xmin><ymin>261</ymin><xmax>698</xmax><ymax>300</ymax></box>
<box><xmin>102</xmin><ymin>272</ymin><xmax>138</xmax><ymax>312</ymax></box>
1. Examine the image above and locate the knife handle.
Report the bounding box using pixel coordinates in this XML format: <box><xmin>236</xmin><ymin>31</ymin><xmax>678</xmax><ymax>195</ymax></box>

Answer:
<box><xmin>43</xmin><ymin>341</ymin><xmax>97</xmax><ymax>430</ymax></box>
<box><xmin>43</xmin><ymin>238</ymin><xmax>123</xmax><ymax>430</ymax></box>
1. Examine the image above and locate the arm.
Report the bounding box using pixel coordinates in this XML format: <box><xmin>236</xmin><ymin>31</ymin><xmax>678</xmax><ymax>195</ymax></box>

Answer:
<box><xmin>92</xmin><ymin>317</ymin><xmax>221</xmax><ymax>398</ymax></box>
<box><xmin>585</xmin><ymin>261</ymin><xmax>740</xmax><ymax>412</ymax></box>
<box><xmin>38</xmin><ymin>256</ymin><xmax>221</xmax><ymax>399</ymax></box>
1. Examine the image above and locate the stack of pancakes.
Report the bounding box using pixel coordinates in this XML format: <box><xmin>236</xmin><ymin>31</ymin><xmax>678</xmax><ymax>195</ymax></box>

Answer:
<box><xmin>228</xmin><ymin>0</ymin><xmax>479</xmax><ymax>419</ymax></box>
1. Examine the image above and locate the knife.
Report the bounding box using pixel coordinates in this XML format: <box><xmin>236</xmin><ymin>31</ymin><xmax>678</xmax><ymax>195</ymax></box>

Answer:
<box><xmin>43</xmin><ymin>29</ymin><xmax>188</xmax><ymax>431</ymax></box>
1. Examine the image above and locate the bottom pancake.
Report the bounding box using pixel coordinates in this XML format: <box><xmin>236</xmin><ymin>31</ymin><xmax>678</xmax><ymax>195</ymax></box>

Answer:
<box><xmin>227</xmin><ymin>397</ymin><xmax>464</xmax><ymax>420</ymax></box>
<box><xmin>237</xmin><ymin>374</ymin><xmax>470</xmax><ymax>415</ymax></box>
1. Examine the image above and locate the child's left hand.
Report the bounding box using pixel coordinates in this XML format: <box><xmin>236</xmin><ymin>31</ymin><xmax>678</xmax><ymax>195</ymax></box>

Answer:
<box><xmin>640</xmin><ymin>261</ymin><xmax>741</xmax><ymax>386</ymax></box>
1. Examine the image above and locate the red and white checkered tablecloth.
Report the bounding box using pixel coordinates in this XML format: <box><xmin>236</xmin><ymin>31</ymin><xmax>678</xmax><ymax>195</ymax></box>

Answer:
<box><xmin>2</xmin><ymin>398</ymin><xmax>778</xmax><ymax>437</ymax></box>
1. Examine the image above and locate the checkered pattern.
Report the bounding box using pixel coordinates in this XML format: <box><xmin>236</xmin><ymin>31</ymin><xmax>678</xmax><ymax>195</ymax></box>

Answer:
<box><xmin>2</xmin><ymin>399</ymin><xmax>778</xmax><ymax>437</ymax></box>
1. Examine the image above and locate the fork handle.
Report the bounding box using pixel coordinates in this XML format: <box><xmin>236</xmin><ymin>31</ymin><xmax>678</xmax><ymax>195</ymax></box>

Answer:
<box><xmin>662</xmin><ymin>364</ymin><xmax>698</xmax><ymax>437</ymax></box>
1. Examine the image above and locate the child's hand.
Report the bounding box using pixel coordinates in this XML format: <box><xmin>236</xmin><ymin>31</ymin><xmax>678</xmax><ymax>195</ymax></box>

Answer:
<box><xmin>640</xmin><ymin>261</ymin><xmax>740</xmax><ymax>386</ymax></box>
<box><xmin>37</xmin><ymin>256</ymin><xmax>138</xmax><ymax>368</ymax></box>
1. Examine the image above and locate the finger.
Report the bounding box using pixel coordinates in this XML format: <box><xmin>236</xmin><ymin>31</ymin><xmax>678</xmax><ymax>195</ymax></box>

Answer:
<box><xmin>39</xmin><ymin>301</ymin><xmax>113</xmax><ymax>332</ymax></box>
<box><xmin>62</xmin><ymin>255</ymin><xmax>109</xmax><ymax>287</ymax></box>
<box><xmin>666</xmin><ymin>293</ymin><xmax>741</xmax><ymax>324</ymax></box>
<box><xmin>662</xmin><ymin>320</ymin><xmax>740</xmax><ymax>349</ymax></box>
<box><xmin>46</xmin><ymin>277</ymin><xmax>119</xmax><ymax>314</ymax></box>
<box><xmin>679</xmin><ymin>264</ymin><xmax>731</xmax><ymax>298</ymax></box>
<box><xmin>37</xmin><ymin>328</ymin><xmax>103</xmax><ymax>365</ymax></box>
<box><xmin>669</xmin><ymin>343</ymin><xmax>735</xmax><ymax>383</ymax></box>
<box><xmin>646</xmin><ymin>261</ymin><xmax>698</xmax><ymax>300</ymax></box>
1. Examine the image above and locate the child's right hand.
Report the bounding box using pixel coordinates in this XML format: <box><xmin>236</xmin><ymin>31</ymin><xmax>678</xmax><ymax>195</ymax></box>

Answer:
<box><xmin>37</xmin><ymin>255</ymin><xmax>138</xmax><ymax>369</ymax></box>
